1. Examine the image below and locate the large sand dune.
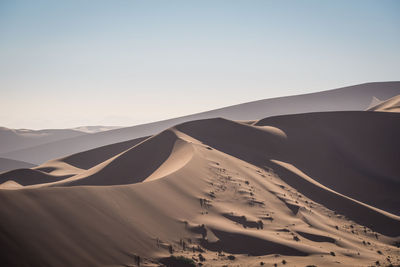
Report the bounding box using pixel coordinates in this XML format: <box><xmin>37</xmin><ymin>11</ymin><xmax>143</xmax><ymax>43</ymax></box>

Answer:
<box><xmin>2</xmin><ymin>81</ymin><xmax>399</xmax><ymax>165</ymax></box>
<box><xmin>0</xmin><ymin>110</ymin><xmax>399</xmax><ymax>266</ymax></box>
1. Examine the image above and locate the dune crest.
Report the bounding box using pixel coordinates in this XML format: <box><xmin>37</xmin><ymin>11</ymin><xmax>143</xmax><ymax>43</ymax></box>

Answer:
<box><xmin>47</xmin><ymin>130</ymin><xmax>194</xmax><ymax>186</ymax></box>
<box><xmin>144</xmin><ymin>138</ymin><xmax>194</xmax><ymax>182</ymax></box>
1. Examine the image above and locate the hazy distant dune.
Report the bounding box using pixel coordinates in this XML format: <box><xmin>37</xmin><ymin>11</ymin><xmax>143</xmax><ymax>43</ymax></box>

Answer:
<box><xmin>0</xmin><ymin>127</ymin><xmax>87</xmax><ymax>155</ymax></box>
<box><xmin>72</xmin><ymin>125</ymin><xmax>123</xmax><ymax>133</ymax></box>
<box><xmin>0</xmin><ymin>157</ymin><xmax>35</xmax><ymax>174</ymax></box>
<box><xmin>2</xmin><ymin>82</ymin><xmax>399</xmax><ymax>165</ymax></box>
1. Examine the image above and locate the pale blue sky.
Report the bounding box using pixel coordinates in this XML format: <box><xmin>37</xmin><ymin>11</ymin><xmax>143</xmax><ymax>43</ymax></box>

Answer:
<box><xmin>1</xmin><ymin>0</ymin><xmax>399</xmax><ymax>129</ymax></box>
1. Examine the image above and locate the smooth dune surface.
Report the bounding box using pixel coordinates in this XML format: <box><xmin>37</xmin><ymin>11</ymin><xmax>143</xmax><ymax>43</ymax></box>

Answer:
<box><xmin>0</xmin><ymin>110</ymin><xmax>399</xmax><ymax>267</ymax></box>
<box><xmin>2</xmin><ymin>81</ymin><xmax>399</xmax><ymax>165</ymax></box>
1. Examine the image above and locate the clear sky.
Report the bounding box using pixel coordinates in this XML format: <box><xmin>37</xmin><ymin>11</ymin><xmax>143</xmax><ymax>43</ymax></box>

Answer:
<box><xmin>1</xmin><ymin>0</ymin><xmax>399</xmax><ymax>129</ymax></box>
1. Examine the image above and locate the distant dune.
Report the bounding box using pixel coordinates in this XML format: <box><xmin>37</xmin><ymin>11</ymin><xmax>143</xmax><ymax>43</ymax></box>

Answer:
<box><xmin>0</xmin><ymin>127</ymin><xmax>86</xmax><ymax>154</ymax></box>
<box><xmin>72</xmin><ymin>125</ymin><xmax>123</xmax><ymax>133</ymax></box>
<box><xmin>0</xmin><ymin>108</ymin><xmax>399</xmax><ymax>266</ymax></box>
<box><xmin>368</xmin><ymin>94</ymin><xmax>400</xmax><ymax>113</ymax></box>
<box><xmin>0</xmin><ymin>157</ymin><xmax>35</xmax><ymax>174</ymax></box>
<box><xmin>2</xmin><ymin>81</ymin><xmax>399</xmax><ymax>165</ymax></box>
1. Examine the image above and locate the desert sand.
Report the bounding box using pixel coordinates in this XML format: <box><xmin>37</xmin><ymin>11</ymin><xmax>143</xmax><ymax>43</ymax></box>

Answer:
<box><xmin>0</xmin><ymin>106</ymin><xmax>399</xmax><ymax>266</ymax></box>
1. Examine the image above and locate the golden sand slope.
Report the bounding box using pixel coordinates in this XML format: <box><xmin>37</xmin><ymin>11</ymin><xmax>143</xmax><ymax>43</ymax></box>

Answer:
<box><xmin>0</xmin><ymin>111</ymin><xmax>399</xmax><ymax>267</ymax></box>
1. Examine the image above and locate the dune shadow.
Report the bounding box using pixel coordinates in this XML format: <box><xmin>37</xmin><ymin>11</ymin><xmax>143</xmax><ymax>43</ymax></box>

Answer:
<box><xmin>201</xmin><ymin>229</ymin><xmax>308</xmax><ymax>256</ymax></box>
<box><xmin>0</xmin><ymin>168</ymin><xmax>72</xmax><ymax>186</ymax></box>
<box><xmin>269</xmin><ymin>161</ymin><xmax>400</xmax><ymax>237</ymax></box>
<box><xmin>296</xmin><ymin>231</ymin><xmax>335</xmax><ymax>243</ymax></box>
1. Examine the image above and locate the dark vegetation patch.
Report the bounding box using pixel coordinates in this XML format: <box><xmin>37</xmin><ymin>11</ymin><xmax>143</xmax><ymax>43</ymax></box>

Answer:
<box><xmin>223</xmin><ymin>213</ymin><xmax>263</xmax><ymax>229</ymax></box>
<box><xmin>159</xmin><ymin>256</ymin><xmax>196</xmax><ymax>267</ymax></box>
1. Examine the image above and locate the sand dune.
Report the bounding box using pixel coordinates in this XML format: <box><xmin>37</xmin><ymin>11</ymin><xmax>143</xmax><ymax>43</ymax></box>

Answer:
<box><xmin>0</xmin><ymin>168</ymin><xmax>72</xmax><ymax>187</ymax></box>
<box><xmin>59</xmin><ymin>130</ymin><xmax>192</xmax><ymax>186</ymax></box>
<box><xmin>2</xmin><ymin>81</ymin><xmax>399</xmax><ymax>165</ymax></box>
<box><xmin>0</xmin><ymin>126</ymin><xmax>86</xmax><ymax>154</ymax></box>
<box><xmin>0</xmin><ymin>137</ymin><xmax>149</xmax><ymax>188</ymax></box>
<box><xmin>366</xmin><ymin>96</ymin><xmax>383</xmax><ymax>109</ymax></box>
<box><xmin>58</xmin><ymin>136</ymin><xmax>148</xmax><ymax>170</ymax></box>
<box><xmin>255</xmin><ymin>112</ymin><xmax>400</xmax><ymax>215</ymax></box>
<box><xmin>0</xmin><ymin>109</ymin><xmax>399</xmax><ymax>266</ymax></box>
<box><xmin>0</xmin><ymin>157</ymin><xmax>35</xmax><ymax>174</ymax></box>
<box><xmin>368</xmin><ymin>94</ymin><xmax>400</xmax><ymax>112</ymax></box>
<box><xmin>72</xmin><ymin>125</ymin><xmax>123</xmax><ymax>133</ymax></box>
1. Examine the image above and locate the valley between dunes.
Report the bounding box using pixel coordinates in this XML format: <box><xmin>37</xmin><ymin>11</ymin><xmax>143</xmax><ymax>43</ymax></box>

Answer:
<box><xmin>0</xmin><ymin>110</ymin><xmax>400</xmax><ymax>266</ymax></box>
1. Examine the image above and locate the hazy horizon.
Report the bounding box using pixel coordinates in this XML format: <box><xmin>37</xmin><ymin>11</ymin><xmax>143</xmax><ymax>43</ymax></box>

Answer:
<box><xmin>1</xmin><ymin>0</ymin><xmax>399</xmax><ymax>129</ymax></box>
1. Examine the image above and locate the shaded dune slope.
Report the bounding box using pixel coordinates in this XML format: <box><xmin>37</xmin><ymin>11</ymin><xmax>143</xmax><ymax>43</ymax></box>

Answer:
<box><xmin>255</xmin><ymin>111</ymin><xmax>400</xmax><ymax>215</ymax></box>
<box><xmin>269</xmin><ymin>160</ymin><xmax>400</xmax><ymax>237</ymax></box>
<box><xmin>0</xmin><ymin>168</ymin><xmax>71</xmax><ymax>186</ymax></box>
<box><xmin>58</xmin><ymin>130</ymin><xmax>194</xmax><ymax>186</ymax></box>
<box><xmin>59</xmin><ymin>136</ymin><xmax>149</xmax><ymax>170</ymax></box>
<box><xmin>0</xmin><ymin>137</ymin><xmax>149</xmax><ymax>188</ymax></box>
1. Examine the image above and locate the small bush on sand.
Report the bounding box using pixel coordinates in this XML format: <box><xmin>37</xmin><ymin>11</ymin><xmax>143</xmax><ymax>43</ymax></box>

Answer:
<box><xmin>227</xmin><ymin>255</ymin><xmax>236</xmax><ymax>260</ymax></box>
<box><xmin>198</xmin><ymin>253</ymin><xmax>206</xmax><ymax>262</ymax></box>
<box><xmin>159</xmin><ymin>256</ymin><xmax>196</xmax><ymax>267</ymax></box>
